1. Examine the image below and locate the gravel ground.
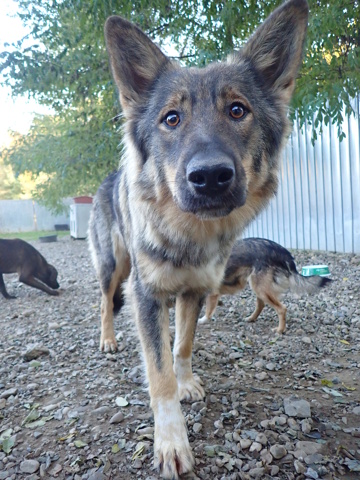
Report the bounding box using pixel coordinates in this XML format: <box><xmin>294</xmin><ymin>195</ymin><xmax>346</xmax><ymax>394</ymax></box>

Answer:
<box><xmin>1</xmin><ymin>236</ymin><xmax>360</xmax><ymax>480</ymax></box>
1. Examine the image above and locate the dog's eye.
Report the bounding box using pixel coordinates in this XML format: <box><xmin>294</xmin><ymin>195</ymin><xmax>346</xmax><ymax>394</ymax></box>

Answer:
<box><xmin>164</xmin><ymin>112</ymin><xmax>180</xmax><ymax>127</ymax></box>
<box><xmin>229</xmin><ymin>103</ymin><xmax>247</xmax><ymax>120</ymax></box>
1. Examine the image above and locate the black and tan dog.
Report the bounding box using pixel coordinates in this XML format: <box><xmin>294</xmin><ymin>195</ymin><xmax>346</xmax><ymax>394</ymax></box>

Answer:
<box><xmin>199</xmin><ymin>238</ymin><xmax>331</xmax><ymax>333</ymax></box>
<box><xmin>89</xmin><ymin>1</ymin><xmax>308</xmax><ymax>477</ymax></box>
<box><xmin>0</xmin><ymin>239</ymin><xmax>59</xmax><ymax>298</ymax></box>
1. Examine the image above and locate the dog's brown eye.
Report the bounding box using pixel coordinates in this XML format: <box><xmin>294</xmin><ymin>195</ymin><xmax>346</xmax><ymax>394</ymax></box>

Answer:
<box><xmin>165</xmin><ymin>112</ymin><xmax>180</xmax><ymax>127</ymax></box>
<box><xmin>229</xmin><ymin>103</ymin><xmax>247</xmax><ymax>120</ymax></box>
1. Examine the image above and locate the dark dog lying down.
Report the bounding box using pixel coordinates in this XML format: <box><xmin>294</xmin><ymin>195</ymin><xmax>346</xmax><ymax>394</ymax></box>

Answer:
<box><xmin>200</xmin><ymin>237</ymin><xmax>331</xmax><ymax>333</ymax></box>
<box><xmin>0</xmin><ymin>239</ymin><xmax>59</xmax><ymax>298</ymax></box>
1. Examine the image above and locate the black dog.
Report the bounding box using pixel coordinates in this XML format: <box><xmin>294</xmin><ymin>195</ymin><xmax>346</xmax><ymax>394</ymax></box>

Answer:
<box><xmin>0</xmin><ymin>239</ymin><xmax>59</xmax><ymax>298</ymax></box>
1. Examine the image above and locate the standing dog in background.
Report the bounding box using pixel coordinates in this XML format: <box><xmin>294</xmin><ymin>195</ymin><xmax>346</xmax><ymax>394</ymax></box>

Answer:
<box><xmin>89</xmin><ymin>1</ymin><xmax>308</xmax><ymax>477</ymax></box>
<box><xmin>0</xmin><ymin>239</ymin><xmax>59</xmax><ymax>298</ymax></box>
<box><xmin>199</xmin><ymin>238</ymin><xmax>331</xmax><ymax>333</ymax></box>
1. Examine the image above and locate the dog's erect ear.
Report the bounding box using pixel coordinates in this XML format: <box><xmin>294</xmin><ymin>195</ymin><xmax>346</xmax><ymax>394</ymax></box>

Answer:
<box><xmin>235</xmin><ymin>0</ymin><xmax>308</xmax><ymax>104</ymax></box>
<box><xmin>105</xmin><ymin>16</ymin><xmax>170</xmax><ymax>114</ymax></box>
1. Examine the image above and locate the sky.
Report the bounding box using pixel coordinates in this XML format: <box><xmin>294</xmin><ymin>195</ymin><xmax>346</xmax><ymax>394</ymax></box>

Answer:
<box><xmin>0</xmin><ymin>0</ymin><xmax>49</xmax><ymax>147</ymax></box>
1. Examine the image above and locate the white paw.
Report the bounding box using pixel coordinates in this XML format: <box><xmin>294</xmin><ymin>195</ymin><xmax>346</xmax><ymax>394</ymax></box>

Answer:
<box><xmin>178</xmin><ymin>374</ymin><xmax>205</xmax><ymax>402</ymax></box>
<box><xmin>100</xmin><ymin>335</ymin><xmax>118</xmax><ymax>352</ymax></box>
<box><xmin>153</xmin><ymin>399</ymin><xmax>194</xmax><ymax>479</ymax></box>
<box><xmin>246</xmin><ymin>316</ymin><xmax>256</xmax><ymax>323</ymax></box>
<box><xmin>198</xmin><ymin>315</ymin><xmax>209</xmax><ymax>324</ymax></box>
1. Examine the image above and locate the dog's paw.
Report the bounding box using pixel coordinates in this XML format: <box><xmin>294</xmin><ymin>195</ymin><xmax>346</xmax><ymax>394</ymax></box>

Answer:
<box><xmin>198</xmin><ymin>315</ymin><xmax>208</xmax><ymax>324</ymax></box>
<box><xmin>272</xmin><ymin>326</ymin><xmax>285</xmax><ymax>334</ymax></box>
<box><xmin>178</xmin><ymin>374</ymin><xmax>205</xmax><ymax>402</ymax></box>
<box><xmin>246</xmin><ymin>315</ymin><xmax>256</xmax><ymax>323</ymax></box>
<box><xmin>100</xmin><ymin>336</ymin><xmax>118</xmax><ymax>353</ymax></box>
<box><xmin>154</xmin><ymin>430</ymin><xmax>194</xmax><ymax>479</ymax></box>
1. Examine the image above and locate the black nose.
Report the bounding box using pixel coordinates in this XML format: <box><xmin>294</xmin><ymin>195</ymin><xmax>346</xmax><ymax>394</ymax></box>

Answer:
<box><xmin>187</xmin><ymin>164</ymin><xmax>235</xmax><ymax>196</ymax></box>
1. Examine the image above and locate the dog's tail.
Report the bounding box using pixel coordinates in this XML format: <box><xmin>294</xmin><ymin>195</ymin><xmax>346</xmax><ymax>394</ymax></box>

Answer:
<box><xmin>289</xmin><ymin>273</ymin><xmax>332</xmax><ymax>295</ymax></box>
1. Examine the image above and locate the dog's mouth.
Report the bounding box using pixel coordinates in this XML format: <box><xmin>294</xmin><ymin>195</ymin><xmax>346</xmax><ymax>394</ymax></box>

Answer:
<box><xmin>176</xmin><ymin>186</ymin><xmax>247</xmax><ymax>219</ymax></box>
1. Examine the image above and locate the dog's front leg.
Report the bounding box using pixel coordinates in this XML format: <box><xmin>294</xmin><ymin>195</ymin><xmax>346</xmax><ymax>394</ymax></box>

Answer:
<box><xmin>174</xmin><ymin>292</ymin><xmax>205</xmax><ymax>402</ymax></box>
<box><xmin>131</xmin><ymin>276</ymin><xmax>194</xmax><ymax>479</ymax></box>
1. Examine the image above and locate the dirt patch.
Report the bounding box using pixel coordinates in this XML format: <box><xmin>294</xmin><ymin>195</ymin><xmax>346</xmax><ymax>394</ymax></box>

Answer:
<box><xmin>0</xmin><ymin>236</ymin><xmax>359</xmax><ymax>479</ymax></box>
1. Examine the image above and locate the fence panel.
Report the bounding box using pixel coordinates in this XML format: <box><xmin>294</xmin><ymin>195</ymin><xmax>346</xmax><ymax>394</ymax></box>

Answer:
<box><xmin>243</xmin><ymin>96</ymin><xmax>360</xmax><ymax>253</ymax></box>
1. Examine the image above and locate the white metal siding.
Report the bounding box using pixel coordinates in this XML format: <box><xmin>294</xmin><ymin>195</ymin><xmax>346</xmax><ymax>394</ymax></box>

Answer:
<box><xmin>244</xmin><ymin>97</ymin><xmax>360</xmax><ymax>253</ymax></box>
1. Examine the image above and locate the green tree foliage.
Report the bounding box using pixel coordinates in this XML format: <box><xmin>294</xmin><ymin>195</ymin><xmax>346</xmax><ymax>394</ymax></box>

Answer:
<box><xmin>1</xmin><ymin>0</ymin><xmax>359</xmax><ymax>210</ymax></box>
<box><xmin>0</xmin><ymin>157</ymin><xmax>23</xmax><ymax>199</ymax></box>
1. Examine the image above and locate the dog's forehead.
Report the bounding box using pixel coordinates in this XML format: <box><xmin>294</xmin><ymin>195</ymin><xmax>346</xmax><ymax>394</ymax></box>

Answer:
<box><xmin>152</xmin><ymin>59</ymin><xmax>255</xmax><ymax>105</ymax></box>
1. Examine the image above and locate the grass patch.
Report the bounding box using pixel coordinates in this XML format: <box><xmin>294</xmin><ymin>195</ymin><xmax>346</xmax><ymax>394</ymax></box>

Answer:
<box><xmin>0</xmin><ymin>230</ymin><xmax>69</xmax><ymax>241</ymax></box>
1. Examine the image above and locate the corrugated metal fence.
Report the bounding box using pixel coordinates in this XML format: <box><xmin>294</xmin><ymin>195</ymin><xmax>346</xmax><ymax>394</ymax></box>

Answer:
<box><xmin>244</xmin><ymin>96</ymin><xmax>360</xmax><ymax>253</ymax></box>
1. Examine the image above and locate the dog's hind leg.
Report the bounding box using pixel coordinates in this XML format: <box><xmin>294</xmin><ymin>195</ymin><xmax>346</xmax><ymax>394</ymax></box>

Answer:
<box><xmin>99</xmin><ymin>255</ymin><xmax>130</xmax><ymax>352</ymax></box>
<box><xmin>0</xmin><ymin>273</ymin><xmax>15</xmax><ymax>299</ymax></box>
<box><xmin>246</xmin><ymin>297</ymin><xmax>265</xmax><ymax>323</ymax></box>
<box><xmin>130</xmin><ymin>274</ymin><xmax>194</xmax><ymax>479</ymax></box>
<box><xmin>266</xmin><ymin>295</ymin><xmax>287</xmax><ymax>334</ymax></box>
<box><xmin>174</xmin><ymin>292</ymin><xmax>205</xmax><ymax>402</ymax></box>
<box><xmin>198</xmin><ymin>293</ymin><xmax>219</xmax><ymax>324</ymax></box>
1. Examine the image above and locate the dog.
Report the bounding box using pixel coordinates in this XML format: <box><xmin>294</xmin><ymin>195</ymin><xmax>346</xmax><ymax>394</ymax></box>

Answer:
<box><xmin>199</xmin><ymin>237</ymin><xmax>331</xmax><ymax>333</ymax></box>
<box><xmin>88</xmin><ymin>1</ymin><xmax>308</xmax><ymax>477</ymax></box>
<box><xmin>0</xmin><ymin>239</ymin><xmax>59</xmax><ymax>298</ymax></box>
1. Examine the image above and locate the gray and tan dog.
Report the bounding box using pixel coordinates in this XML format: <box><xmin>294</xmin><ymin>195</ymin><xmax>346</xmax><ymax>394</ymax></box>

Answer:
<box><xmin>89</xmin><ymin>1</ymin><xmax>308</xmax><ymax>477</ymax></box>
<box><xmin>200</xmin><ymin>238</ymin><xmax>331</xmax><ymax>333</ymax></box>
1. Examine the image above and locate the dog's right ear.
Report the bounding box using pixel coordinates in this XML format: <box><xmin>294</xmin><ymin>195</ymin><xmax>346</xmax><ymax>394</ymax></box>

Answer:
<box><xmin>105</xmin><ymin>17</ymin><xmax>170</xmax><ymax>114</ymax></box>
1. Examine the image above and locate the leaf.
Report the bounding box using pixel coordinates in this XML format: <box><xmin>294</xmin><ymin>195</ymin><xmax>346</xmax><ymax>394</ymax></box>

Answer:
<box><xmin>111</xmin><ymin>444</ymin><xmax>120</xmax><ymax>454</ymax></box>
<box><xmin>1</xmin><ymin>436</ymin><xmax>15</xmax><ymax>454</ymax></box>
<box><xmin>132</xmin><ymin>442</ymin><xmax>145</xmax><ymax>460</ymax></box>
<box><xmin>74</xmin><ymin>440</ymin><xmax>88</xmax><ymax>448</ymax></box>
<box><xmin>342</xmin><ymin>383</ymin><xmax>356</xmax><ymax>391</ymax></box>
<box><xmin>26</xmin><ymin>419</ymin><xmax>46</xmax><ymax>429</ymax></box>
<box><xmin>320</xmin><ymin>379</ymin><xmax>334</xmax><ymax>387</ymax></box>
<box><xmin>340</xmin><ymin>339</ymin><xmax>350</xmax><ymax>345</ymax></box>
<box><xmin>22</xmin><ymin>409</ymin><xmax>40</xmax><ymax>425</ymax></box>
<box><xmin>115</xmin><ymin>397</ymin><xmax>129</xmax><ymax>407</ymax></box>
<box><xmin>0</xmin><ymin>429</ymin><xmax>13</xmax><ymax>442</ymax></box>
<box><xmin>58</xmin><ymin>432</ymin><xmax>76</xmax><ymax>442</ymax></box>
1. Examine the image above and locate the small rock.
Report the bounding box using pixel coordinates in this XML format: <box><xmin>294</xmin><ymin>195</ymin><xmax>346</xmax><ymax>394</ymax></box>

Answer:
<box><xmin>250</xmin><ymin>441</ymin><xmax>262</xmax><ymax>452</ymax></box>
<box><xmin>305</xmin><ymin>467</ymin><xmax>319</xmax><ymax>479</ymax></box>
<box><xmin>191</xmin><ymin>401</ymin><xmax>206</xmax><ymax>412</ymax></box>
<box><xmin>295</xmin><ymin>441</ymin><xmax>323</xmax><ymax>455</ymax></box>
<box><xmin>270</xmin><ymin>444</ymin><xmax>287</xmax><ymax>459</ymax></box>
<box><xmin>301</xmin><ymin>418</ymin><xmax>312</xmax><ymax>434</ymax></box>
<box><xmin>0</xmin><ymin>388</ymin><xmax>17</xmax><ymax>399</ymax></box>
<box><xmin>23</xmin><ymin>346</ymin><xmax>50</xmax><ymax>361</ymax></box>
<box><xmin>255</xmin><ymin>433</ymin><xmax>267</xmax><ymax>446</ymax></box>
<box><xmin>304</xmin><ymin>453</ymin><xmax>324</xmax><ymax>465</ymax></box>
<box><xmin>284</xmin><ymin>396</ymin><xmax>311</xmax><ymax>418</ymax></box>
<box><xmin>353</xmin><ymin>406</ymin><xmax>360</xmax><ymax>415</ymax></box>
<box><xmin>294</xmin><ymin>459</ymin><xmax>306</xmax><ymax>474</ymax></box>
<box><xmin>302</xmin><ymin>336</ymin><xmax>312</xmax><ymax>344</ymax></box>
<box><xmin>20</xmin><ymin>460</ymin><xmax>40</xmax><ymax>474</ymax></box>
<box><xmin>109</xmin><ymin>412</ymin><xmax>124</xmax><ymax>424</ymax></box>
<box><xmin>266</xmin><ymin>362</ymin><xmax>276</xmax><ymax>371</ymax></box>
<box><xmin>0</xmin><ymin>398</ymin><xmax>6</xmax><ymax>409</ymax></box>
<box><xmin>255</xmin><ymin>372</ymin><xmax>268</xmax><ymax>381</ymax></box>
<box><xmin>239</xmin><ymin>439</ymin><xmax>252</xmax><ymax>449</ymax></box>
<box><xmin>249</xmin><ymin>467</ymin><xmax>265</xmax><ymax>478</ymax></box>
<box><xmin>193</xmin><ymin>423</ymin><xmax>202</xmax><ymax>433</ymax></box>
<box><xmin>270</xmin><ymin>465</ymin><xmax>279</xmax><ymax>476</ymax></box>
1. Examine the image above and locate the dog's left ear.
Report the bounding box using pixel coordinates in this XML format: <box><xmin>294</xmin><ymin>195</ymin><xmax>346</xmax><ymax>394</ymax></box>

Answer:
<box><xmin>234</xmin><ymin>0</ymin><xmax>308</xmax><ymax>104</ymax></box>
<box><xmin>105</xmin><ymin>16</ymin><xmax>171</xmax><ymax>115</ymax></box>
